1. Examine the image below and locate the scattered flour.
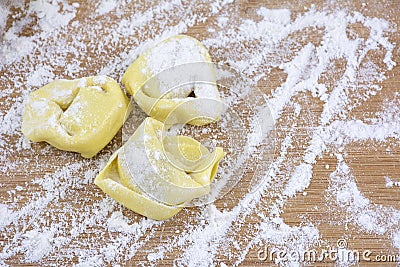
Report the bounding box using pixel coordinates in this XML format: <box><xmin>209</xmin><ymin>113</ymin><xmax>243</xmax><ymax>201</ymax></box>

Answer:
<box><xmin>393</xmin><ymin>232</ymin><xmax>400</xmax><ymax>252</ymax></box>
<box><xmin>96</xmin><ymin>0</ymin><xmax>118</xmax><ymax>15</ymax></box>
<box><xmin>0</xmin><ymin>0</ymin><xmax>399</xmax><ymax>266</ymax></box>
<box><xmin>29</xmin><ymin>0</ymin><xmax>76</xmax><ymax>32</ymax></box>
<box><xmin>385</xmin><ymin>176</ymin><xmax>400</xmax><ymax>188</ymax></box>
<box><xmin>20</xmin><ymin>229</ymin><xmax>54</xmax><ymax>262</ymax></box>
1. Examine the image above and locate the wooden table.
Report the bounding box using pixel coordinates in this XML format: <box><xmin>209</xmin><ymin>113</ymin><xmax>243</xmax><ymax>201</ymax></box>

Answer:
<box><xmin>1</xmin><ymin>0</ymin><xmax>399</xmax><ymax>266</ymax></box>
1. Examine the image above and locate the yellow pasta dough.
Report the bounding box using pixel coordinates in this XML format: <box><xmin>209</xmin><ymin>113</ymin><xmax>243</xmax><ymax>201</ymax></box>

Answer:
<box><xmin>21</xmin><ymin>76</ymin><xmax>130</xmax><ymax>158</ymax></box>
<box><xmin>94</xmin><ymin>150</ymin><xmax>183</xmax><ymax>221</ymax></box>
<box><xmin>94</xmin><ymin>117</ymin><xmax>225</xmax><ymax>220</ymax></box>
<box><xmin>122</xmin><ymin>35</ymin><xmax>223</xmax><ymax>126</ymax></box>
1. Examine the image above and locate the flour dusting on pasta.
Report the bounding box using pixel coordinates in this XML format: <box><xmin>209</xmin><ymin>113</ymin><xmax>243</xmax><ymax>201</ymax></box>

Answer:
<box><xmin>0</xmin><ymin>0</ymin><xmax>399</xmax><ymax>266</ymax></box>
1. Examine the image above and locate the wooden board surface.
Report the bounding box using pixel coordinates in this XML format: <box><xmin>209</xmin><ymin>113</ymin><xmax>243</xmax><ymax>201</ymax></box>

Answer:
<box><xmin>0</xmin><ymin>0</ymin><xmax>399</xmax><ymax>266</ymax></box>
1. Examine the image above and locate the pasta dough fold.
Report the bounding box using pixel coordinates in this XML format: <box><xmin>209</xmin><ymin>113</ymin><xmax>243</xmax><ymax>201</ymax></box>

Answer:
<box><xmin>22</xmin><ymin>76</ymin><xmax>130</xmax><ymax>158</ymax></box>
<box><xmin>94</xmin><ymin>117</ymin><xmax>225</xmax><ymax>220</ymax></box>
<box><xmin>122</xmin><ymin>35</ymin><xmax>223</xmax><ymax>126</ymax></box>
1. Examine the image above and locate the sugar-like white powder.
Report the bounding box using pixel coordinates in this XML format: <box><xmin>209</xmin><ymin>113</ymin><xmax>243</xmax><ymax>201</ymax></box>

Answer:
<box><xmin>0</xmin><ymin>0</ymin><xmax>399</xmax><ymax>266</ymax></box>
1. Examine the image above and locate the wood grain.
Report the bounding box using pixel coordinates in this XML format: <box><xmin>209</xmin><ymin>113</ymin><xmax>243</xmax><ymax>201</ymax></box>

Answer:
<box><xmin>0</xmin><ymin>0</ymin><xmax>399</xmax><ymax>266</ymax></box>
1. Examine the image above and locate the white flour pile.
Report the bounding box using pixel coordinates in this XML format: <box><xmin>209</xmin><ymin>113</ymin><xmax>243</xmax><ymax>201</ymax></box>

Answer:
<box><xmin>0</xmin><ymin>0</ymin><xmax>399</xmax><ymax>266</ymax></box>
